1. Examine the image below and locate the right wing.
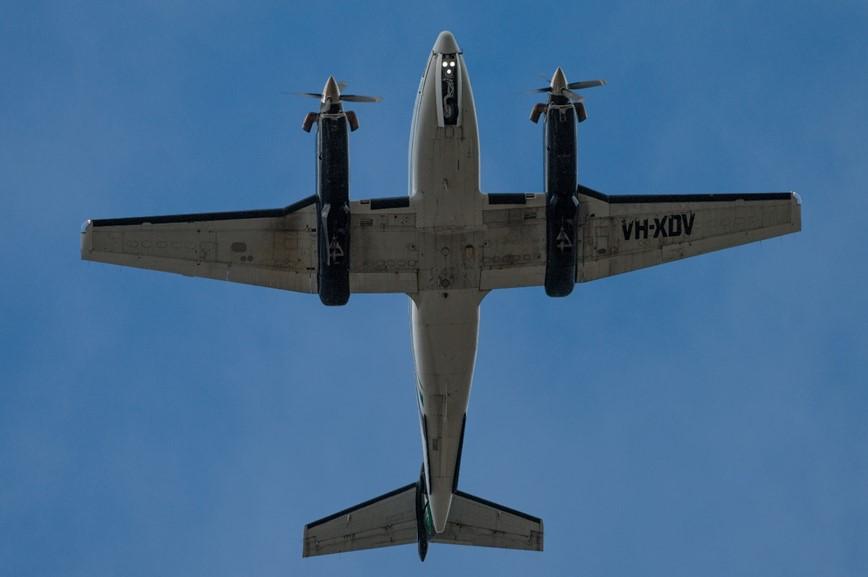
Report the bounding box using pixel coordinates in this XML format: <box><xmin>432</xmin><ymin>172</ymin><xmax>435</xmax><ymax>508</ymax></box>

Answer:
<box><xmin>479</xmin><ymin>188</ymin><xmax>801</xmax><ymax>289</ymax></box>
<box><xmin>574</xmin><ymin>186</ymin><xmax>802</xmax><ymax>282</ymax></box>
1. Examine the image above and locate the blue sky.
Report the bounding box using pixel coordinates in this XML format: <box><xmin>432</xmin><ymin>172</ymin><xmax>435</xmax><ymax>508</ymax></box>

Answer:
<box><xmin>2</xmin><ymin>1</ymin><xmax>867</xmax><ymax>575</ymax></box>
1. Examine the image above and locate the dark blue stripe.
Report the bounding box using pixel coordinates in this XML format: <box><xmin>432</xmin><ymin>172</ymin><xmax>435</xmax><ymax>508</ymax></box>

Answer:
<box><xmin>488</xmin><ymin>193</ymin><xmax>528</xmax><ymax>205</ymax></box>
<box><xmin>369</xmin><ymin>196</ymin><xmax>410</xmax><ymax>210</ymax></box>
<box><xmin>577</xmin><ymin>185</ymin><xmax>795</xmax><ymax>204</ymax></box>
<box><xmin>91</xmin><ymin>195</ymin><xmax>317</xmax><ymax>227</ymax></box>
<box><xmin>451</xmin><ymin>415</ymin><xmax>467</xmax><ymax>493</ymax></box>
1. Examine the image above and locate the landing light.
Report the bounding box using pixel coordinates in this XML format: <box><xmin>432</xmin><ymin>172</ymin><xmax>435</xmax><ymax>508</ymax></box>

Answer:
<box><xmin>442</xmin><ymin>61</ymin><xmax>448</xmax><ymax>68</ymax></box>
<box><xmin>449</xmin><ymin>61</ymin><xmax>456</xmax><ymax>67</ymax></box>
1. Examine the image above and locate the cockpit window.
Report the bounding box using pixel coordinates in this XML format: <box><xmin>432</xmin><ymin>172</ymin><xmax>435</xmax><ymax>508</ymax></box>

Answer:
<box><xmin>440</xmin><ymin>54</ymin><xmax>459</xmax><ymax>125</ymax></box>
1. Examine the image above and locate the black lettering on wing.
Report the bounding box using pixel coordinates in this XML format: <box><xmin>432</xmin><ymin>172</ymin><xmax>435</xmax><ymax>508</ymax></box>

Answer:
<box><xmin>621</xmin><ymin>220</ymin><xmax>634</xmax><ymax>241</ymax></box>
<box><xmin>668</xmin><ymin>214</ymin><xmax>682</xmax><ymax>237</ymax></box>
<box><xmin>683</xmin><ymin>212</ymin><xmax>695</xmax><ymax>236</ymax></box>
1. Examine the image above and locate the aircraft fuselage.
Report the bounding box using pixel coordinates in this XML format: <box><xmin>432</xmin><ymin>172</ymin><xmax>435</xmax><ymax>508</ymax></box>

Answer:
<box><xmin>408</xmin><ymin>31</ymin><xmax>486</xmax><ymax>533</ymax></box>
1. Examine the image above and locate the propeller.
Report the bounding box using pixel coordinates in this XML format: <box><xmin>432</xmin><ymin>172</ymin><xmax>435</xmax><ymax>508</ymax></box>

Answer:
<box><xmin>297</xmin><ymin>76</ymin><xmax>382</xmax><ymax>132</ymax></box>
<box><xmin>296</xmin><ymin>76</ymin><xmax>382</xmax><ymax>106</ymax></box>
<box><xmin>532</xmin><ymin>68</ymin><xmax>606</xmax><ymax>95</ymax></box>
<box><xmin>297</xmin><ymin>93</ymin><xmax>382</xmax><ymax>103</ymax></box>
<box><xmin>531</xmin><ymin>68</ymin><xmax>606</xmax><ymax>123</ymax></box>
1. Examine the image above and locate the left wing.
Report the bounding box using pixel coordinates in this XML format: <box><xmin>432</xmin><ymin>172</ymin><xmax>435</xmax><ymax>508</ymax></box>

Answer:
<box><xmin>81</xmin><ymin>195</ymin><xmax>422</xmax><ymax>295</ymax></box>
<box><xmin>81</xmin><ymin>196</ymin><xmax>319</xmax><ymax>293</ymax></box>
<box><xmin>349</xmin><ymin>197</ymin><xmax>419</xmax><ymax>293</ymax></box>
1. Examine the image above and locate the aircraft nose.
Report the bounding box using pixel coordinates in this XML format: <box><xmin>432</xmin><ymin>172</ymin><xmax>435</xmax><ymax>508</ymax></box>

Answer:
<box><xmin>432</xmin><ymin>30</ymin><xmax>461</xmax><ymax>54</ymax></box>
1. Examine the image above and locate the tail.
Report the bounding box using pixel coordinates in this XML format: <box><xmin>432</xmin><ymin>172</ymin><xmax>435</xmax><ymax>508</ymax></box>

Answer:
<box><xmin>303</xmin><ymin>471</ymin><xmax>543</xmax><ymax>561</ymax></box>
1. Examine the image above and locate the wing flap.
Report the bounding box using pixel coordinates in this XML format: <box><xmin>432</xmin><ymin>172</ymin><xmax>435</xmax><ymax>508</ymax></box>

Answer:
<box><xmin>349</xmin><ymin>199</ymin><xmax>419</xmax><ymax>293</ymax></box>
<box><xmin>479</xmin><ymin>195</ymin><xmax>546</xmax><ymax>290</ymax></box>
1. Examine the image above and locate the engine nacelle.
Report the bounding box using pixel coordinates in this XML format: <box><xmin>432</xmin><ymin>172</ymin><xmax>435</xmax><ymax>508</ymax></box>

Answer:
<box><xmin>316</xmin><ymin>113</ymin><xmax>351</xmax><ymax>306</ymax></box>
<box><xmin>543</xmin><ymin>103</ymin><xmax>578</xmax><ymax>297</ymax></box>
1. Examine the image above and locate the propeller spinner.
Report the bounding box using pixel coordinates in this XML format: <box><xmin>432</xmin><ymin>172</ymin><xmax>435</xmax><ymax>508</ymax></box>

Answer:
<box><xmin>530</xmin><ymin>68</ymin><xmax>606</xmax><ymax>123</ymax></box>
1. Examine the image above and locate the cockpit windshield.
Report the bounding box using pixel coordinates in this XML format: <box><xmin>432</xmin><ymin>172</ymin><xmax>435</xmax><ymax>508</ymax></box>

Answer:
<box><xmin>439</xmin><ymin>54</ymin><xmax>460</xmax><ymax>126</ymax></box>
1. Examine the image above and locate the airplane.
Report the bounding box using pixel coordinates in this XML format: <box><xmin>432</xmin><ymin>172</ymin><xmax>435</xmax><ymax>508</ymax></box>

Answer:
<box><xmin>80</xmin><ymin>31</ymin><xmax>801</xmax><ymax>561</ymax></box>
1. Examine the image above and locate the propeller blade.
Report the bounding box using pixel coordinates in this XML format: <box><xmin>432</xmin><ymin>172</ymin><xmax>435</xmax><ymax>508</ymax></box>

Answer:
<box><xmin>294</xmin><ymin>92</ymin><xmax>324</xmax><ymax>99</ymax></box>
<box><xmin>341</xmin><ymin>94</ymin><xmax>383</xmax><ymax>103</ymax></box>
<box><xmin>532</xmin><ymin>80</ymin><xmax>606</xmax><ymax>95</ymax></box>
<box><xmin>574</xmin><ymin>101</ymin><xmax>588</xmax><ymax>122</ymax></box>
<box><xmin>567</xmin><ymin>79</ymin><xmax>607</xmax><ymax>90</ymax></box>
<box><xmin>562</xmin><ymin>89</ymin><xmax>584</xmax><ymax>102</ymax></box>
<box><xmin>528</xmin><ymin>71</ymin><xmax>603</xmax><ymax>123</ymax></box>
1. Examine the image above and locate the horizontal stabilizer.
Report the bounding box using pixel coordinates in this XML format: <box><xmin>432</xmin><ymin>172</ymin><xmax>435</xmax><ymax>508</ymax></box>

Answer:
<box><xmin>303</xmin><ymin>484</ymin><xmax>543</xmax><ymax>558</ymax></box>
<box><xmin>432</xmin><ymin>491</ymin><xmax>543</xmax><ymax>551</ymax></box>
<box><xmin>303</xmin><ymin>483</ymin><xmax>417</xmax><ymax>557</ymax></box>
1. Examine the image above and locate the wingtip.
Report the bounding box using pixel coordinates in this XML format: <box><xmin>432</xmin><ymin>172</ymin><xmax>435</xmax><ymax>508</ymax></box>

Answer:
<box><xmin>80</xmin><ymin>219</ymin><xmax>93</xmax><ymax>259</ymax></box>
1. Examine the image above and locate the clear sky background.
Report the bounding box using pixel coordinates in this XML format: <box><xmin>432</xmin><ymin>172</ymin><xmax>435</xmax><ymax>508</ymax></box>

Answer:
<box><xmin>2</xmin><ymin>1</ymin><xmax>867</xmax><ymax>576</ymax></box>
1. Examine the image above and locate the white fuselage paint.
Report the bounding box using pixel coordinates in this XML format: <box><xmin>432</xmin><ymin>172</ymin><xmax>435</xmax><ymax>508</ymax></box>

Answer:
<box><xmin>408</xmin><ymin>32</ymin><xmax>487</xmax><ymax>534</ymax></box>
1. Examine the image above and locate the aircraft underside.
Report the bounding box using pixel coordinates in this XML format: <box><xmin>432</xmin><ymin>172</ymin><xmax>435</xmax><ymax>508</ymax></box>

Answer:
<box><xmin>80</xmin><ymin>30</ymin><xmax>801</xmax><ymax>561</ymax></box>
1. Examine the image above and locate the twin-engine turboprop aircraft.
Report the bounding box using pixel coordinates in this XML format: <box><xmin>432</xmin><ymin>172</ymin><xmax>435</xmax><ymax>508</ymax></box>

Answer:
<box><xmin>80</xmin><ymin>31</ymin><xmax>801</xmax><ymax>561</ymax></box>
